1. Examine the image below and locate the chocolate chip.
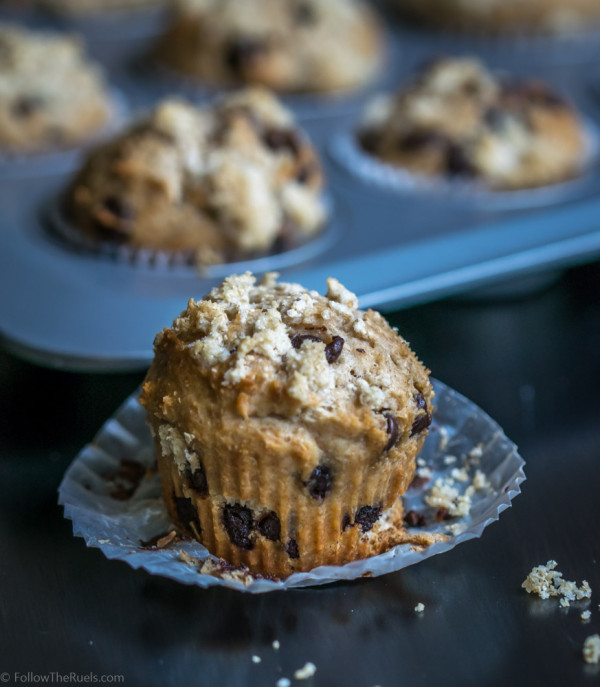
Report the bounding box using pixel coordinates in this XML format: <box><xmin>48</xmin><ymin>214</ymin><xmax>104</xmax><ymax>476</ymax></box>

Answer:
<box><xmin>224</xmin><ymin>37</ymin><xmax>268</xmax><ymax>76</ymax></box>
<box><xmin>383</xmin><ymin>413</ymin><xmax>399</xmax><ymax>453</ymax></box>
<box><xmin>409</xmin><ymin>474</ymin><xmax>430</xmax><ymax>490</ymax></box>
<box><xmin>436</xmin><ymin>506</ymin><xmax>453</xmax><ymax>522</ymax></box>
<box><xmin>446</xmin><ymin>144</ymin><xmax>475</xmax><ymax>178</ymax></box>
<box><xmin>356</xmin><ymin>348</ymin><xmax>366</xmax><ymax>353</ymax></box>
<box><xmin>398</xmin><ymin>130</ymin><xmax>448</xmax><ymax>152</ymax></box>
<box><xmin>411</xmin><ymin>392</ymin><xmax>432</xmax><ymax>436</ymax></box>
<box><xmin>103</xmin><ymin>195</ymin><xmax>134</xmax><ymax>222</ymax></box>
<box><xmin>290</xmin><ymin>333</ymin><xmax>323</xmax><ymax>349</ymax></box>
<box><xmin>341</xmin><ymin>513</ymin><xmax>352</xmax><ymax>531</ymax></box>
<box><xmin>354</xmin><ymin>504</ymin><xmax>383</xmax><ymax>533</ymax></box>
<box><xmin>257</xmin><ymin>512</ymin><xmax>281</xmax><ymax>541</ymax></box>
<box><xmin>174</xmin><ymin>496</ymin><xmax>201</xmax><ymax>532</ymax></box>
<box><xmin>411</xmin><ymin>412</ymin><xmax>432</xmax><ymax>437</ymax></box>
<box><xmin>293</xmin><ymin>1</ymin><xmax>317</xmax><ymax>25</ymax></box>
<box><xmin>12</xmin><ymin>95</ymin><xmax>44</xmax><ymax>118</ymax></box>
<box><xmin>305</xmin><ymin>464</ymin><xmax>333</xmax><ymax>501</ymax></box>
<box><xmin>186</xmin><ymin>464</ymin><xmax>208</xmax><ymax>497</ymax></box>
<box><xmin>325</xmin><ymin>336</ymin><xmax>344</xmax><ymax>364</ymax></box>
<box><xmin>286</xmin><ymin>538</ymin><xmax>300</xmax><ymax>559</ymax></box>
<box><xmin>222</xmin><ymin>503</ymin><xmax>254</xmax><ymax>550</ymax></box>
<box><xmin>263</xmin><ymin>128</ymin><xmax>301</xmax><ymax>156</ymax></box>
<box><xmin>414</xmin><ymin>392</ymin><xmax>427</xmax><ymax>410</ymax></box>
<box><xmin>404</xmin><ymin>510</ymin><xmax>427</xmax><ymax>527</ymax></box>
<box><xmin>295</xmin><ymin>160</ymin><xmax>319</xmax><ymax>185</ymax></box>
<box><xmin>359</xmin><ymin>129</ymin><xmax>380</xmax><ymax>154</ymax></box>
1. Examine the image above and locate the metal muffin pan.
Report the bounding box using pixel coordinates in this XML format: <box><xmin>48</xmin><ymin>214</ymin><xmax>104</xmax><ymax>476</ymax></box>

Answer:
<box><xmin>1</xmin><ymin>8</ymin><xmax>600</xmax><ymax>371</ymax></box>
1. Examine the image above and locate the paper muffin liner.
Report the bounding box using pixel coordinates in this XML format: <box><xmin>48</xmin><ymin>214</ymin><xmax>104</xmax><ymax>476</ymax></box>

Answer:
<box><xmin>0</xmin><ymin>89</ymin><xmax>129</xmax><ymax>181</ymax></box>
<box><xmin>43</xmin><ymin>192</ymin><xmax>340</xmax><ymax>275</ymax></box>
<box><xmin>156</xmin><ymin>421</ymin><xmax>427</xmax><ymax>578</ymax></box>
<box><xmin>329</xmin><ymin>116</ymin><xmax>600</xmax><ymax>211</ymax></box>
<box><xmin>58</xmin><ymin>378</ymin><xmax>526</xmax><ymax>593</ymax></box>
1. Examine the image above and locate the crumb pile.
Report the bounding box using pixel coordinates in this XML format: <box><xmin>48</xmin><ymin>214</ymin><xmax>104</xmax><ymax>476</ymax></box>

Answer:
<box><xmin>522</xmin><ymin>560</ymin><xmax>592</xmax><ymax>608</ymax></box>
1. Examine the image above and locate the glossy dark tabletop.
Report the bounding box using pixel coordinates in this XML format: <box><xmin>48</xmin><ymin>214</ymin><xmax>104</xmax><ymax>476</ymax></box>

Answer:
<box><xmin>1</xmin><ymin>262</ymin><xmax>599</xmax><ymax>687</ymax></box>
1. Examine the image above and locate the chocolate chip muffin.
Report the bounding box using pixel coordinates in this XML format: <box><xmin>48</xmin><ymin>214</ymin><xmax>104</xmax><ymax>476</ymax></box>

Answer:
<box><xmin>64</xmin><ymin>89</ymin><xmax>326</xmax><ymax>264</ymax></box>
<box><xmin>140</xmin><ymin>272</ymin><xmax>434</xmax><ymax>578</ymax></box>
<box><xmin>389</xmin><ymin>0</ymin><xmax>600</xmax><ymax>34</ymax></box>
<box><xmin>156</xmin><ymin>0</ymin><xmax>384</xmax><ymax>94</ymax></box>
<box><xmin>0</xmin><ymin>24</ymin><xmax>112</xmax><ymax>154</ymax></box>
<box><xmin>358</xmin><ymin>57</ymin><xmax>585</xmax><ymax>190</ymax></box>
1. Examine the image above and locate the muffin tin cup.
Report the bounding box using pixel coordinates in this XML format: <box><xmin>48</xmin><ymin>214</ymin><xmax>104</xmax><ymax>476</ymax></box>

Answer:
<box><xmin>329</xmin><ymin>117</ymin><xmax>600</xmax><ymax>212</ymax></box>
<box><xmin>46</xmin><ymin>3</ymin><xmax>170</xmax><ymax>42</ymax></box>
<box><xmin>0</xmin><ymin>89</ymin><xmax>129</xmax><ymax>181</ymax></box>
<box><xmin>58</xmin><ymin>378</ymin><xmax>526</xmax><ymax>593</ymax></box>
<box><xmin>142</xmin><ymin>28</ymin><xmax>403</xmax><ymax>122</ymax></box>
<box><xmin>390</xmin><ymin>21</ymin><xmax>600</xmax><ymax>66</ymax></box>
<box><xmin>44</xmin><ymin>193</ymin><xmax>342</xmax><ymax>277</ymax></box>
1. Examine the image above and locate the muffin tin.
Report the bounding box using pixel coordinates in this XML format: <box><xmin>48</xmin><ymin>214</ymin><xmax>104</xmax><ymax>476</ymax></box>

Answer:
<box><xmin>1</xmin><ymin>5</ymin><xmax>600</xmax><ymax>371</ymax></box>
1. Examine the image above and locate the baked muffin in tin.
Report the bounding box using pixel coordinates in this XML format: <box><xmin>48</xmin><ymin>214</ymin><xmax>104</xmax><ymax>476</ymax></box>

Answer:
<box><xmin>64</xmin><ymin>89</ymin><xmax>327</xmax><ymax>265</ymax></box>
<box><xmin>156</xmin><ymin>0</ymin><xmax>384</xmax><ymax>94</ymax></box>
<box><xmin>0</xmin><ymin>23</ymin><xmax>112</xmax><ymax>154</ymax></box>
<box><xmin>358</xmin><ymin>57</ymin><xmax>585</xmax><ymax>190</ymax></box>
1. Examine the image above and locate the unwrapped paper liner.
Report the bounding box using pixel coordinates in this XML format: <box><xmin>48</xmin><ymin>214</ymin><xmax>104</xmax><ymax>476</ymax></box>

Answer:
<box><xmin>58</xmin><ymin>379</ymin><xmax>526</xmax><ymax>593</ymax></box>
<box><xmin>330</xmin><ymin>118</ymin><xmax>600</xmax><ymax>211</ymax></box>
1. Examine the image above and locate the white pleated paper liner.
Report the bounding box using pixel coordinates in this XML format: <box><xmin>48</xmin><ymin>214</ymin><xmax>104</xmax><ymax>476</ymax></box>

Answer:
<box><xmin>329</xmin><ymin>117</ymin><xmax>600</xmax><ymax>211</ymax></box>
<box><xmin>0</xmin><ymin>90</ymin><xmax>129</xmax><ymax>181</ymax></box>
<box><xmin>44</xmin><ymin>193</ymin><xmax>341</xmax><ymax>276</ymax></box>
<box><xmin>58</xmin><ymin>378</ymin><xmax>526</xmax><ymax>594</ymax></box>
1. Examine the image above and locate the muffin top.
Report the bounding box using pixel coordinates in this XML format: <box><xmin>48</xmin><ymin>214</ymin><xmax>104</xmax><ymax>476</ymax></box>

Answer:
<box><xmin>157</xmin><ymin>0</ymin><xmax>383</xmax><ymax>93</ymax></box>
<box><xmin>0</xmin><ymin>23</ymin><xmax>111</xmax><ymax>152</ymax></box>
<box><xmin>148</xmin><ymin>272</ymin><xmax>432</xmax><ymax>434</ymax></box>
<box><xmin>66</xmin><ymin>89</ymin><xmax>326</xmax><ymax>261</ymax></box>
<box><xmin>359</xmin><ymin>57</ymin><xmax>585</xmax><ymax>189</ymax></box>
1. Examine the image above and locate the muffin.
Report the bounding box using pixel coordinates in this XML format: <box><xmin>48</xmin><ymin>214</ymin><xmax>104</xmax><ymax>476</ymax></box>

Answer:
<box><xmin>0</xmin><ymin>24</ymin><xmax>112</xmax><ymax>154</ymax></box>
<box><xmin>139</xmin><ymin>272</ymin><xmax>434</xmax><ymax>578</ymax></box>
<box><xmin>156</xmin><ymin>0</ymin><xmax>384</xmax><ymax>94</ymax></box>
<box><xmin>358</xmin><ymin>57</ymin><xmax>585</xmax><ymax>190</ymax></box>
<box><xmin>41</xmin><ymin>0</ymin><xmax>164</xmax><ymax>15</ymax></box>
<box><xmin>388</xmin><ymin>0</ymin><xmax>600</xmax><ymax>35</ymax></box>
<box><xmin>64</xmin><ymin>89</ymin><xmax>326</xmax><ymax>264</ymax></box>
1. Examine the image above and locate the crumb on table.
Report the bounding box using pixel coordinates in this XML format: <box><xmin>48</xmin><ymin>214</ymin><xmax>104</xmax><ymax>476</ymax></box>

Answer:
<box><xmin>522</xmin><ymin>560</ymin><xmax>592</xmax><ymax>607</ymax></box>
<box><xmin>583</xmin><ymin>635</ymin><xmax>600</xmax><ymax>664</ymax></box>
<box><xmin>294</xmin><ymin>662</ymin><xmax>317</xmax><ymax>680</ymax></box>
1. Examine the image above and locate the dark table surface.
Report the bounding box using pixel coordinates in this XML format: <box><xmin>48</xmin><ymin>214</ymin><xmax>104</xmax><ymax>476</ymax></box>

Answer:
<box><xmin>1</xmin><ymin>262</ymin><xmax>600</xmax><ymax>687</ymax></box>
